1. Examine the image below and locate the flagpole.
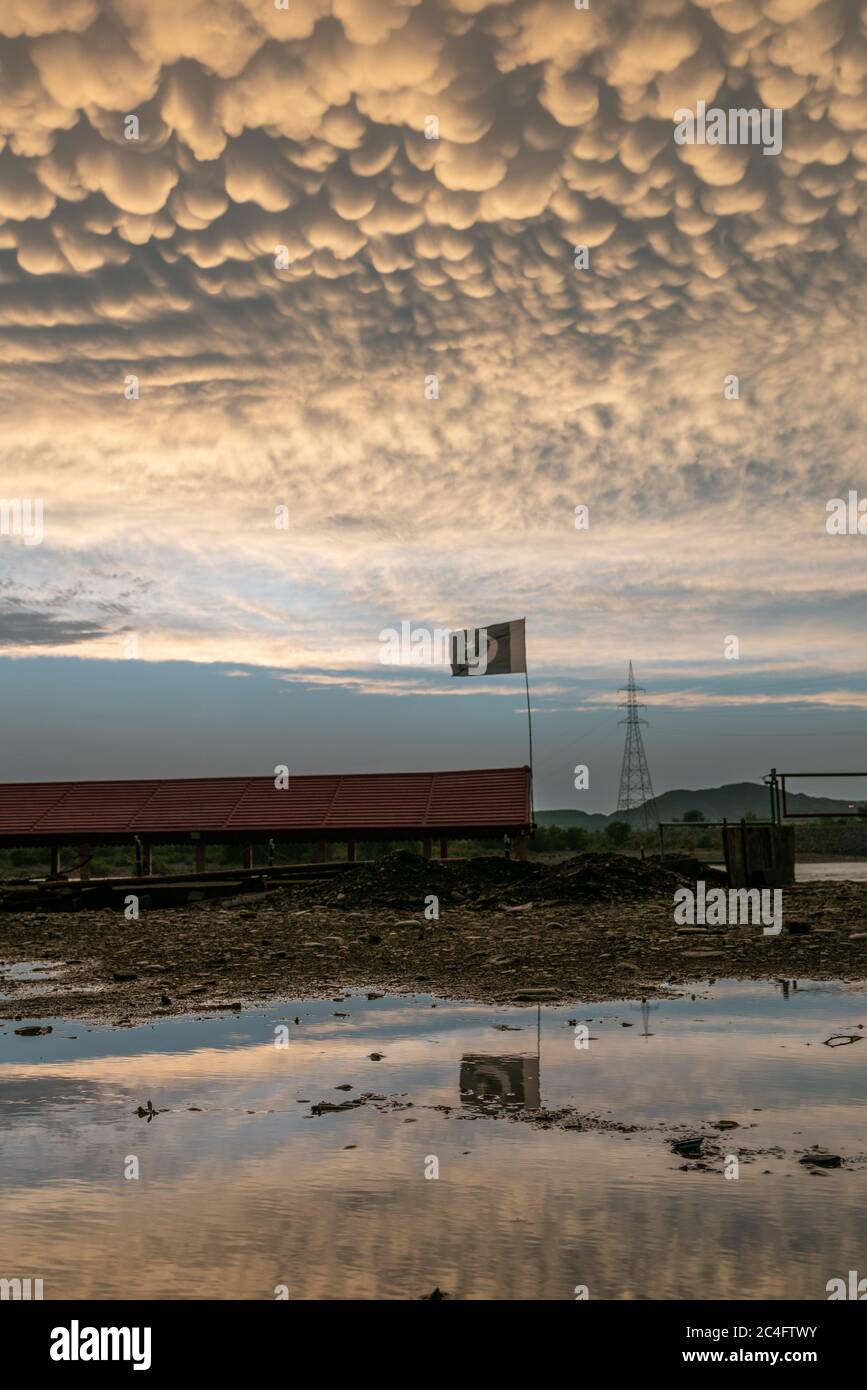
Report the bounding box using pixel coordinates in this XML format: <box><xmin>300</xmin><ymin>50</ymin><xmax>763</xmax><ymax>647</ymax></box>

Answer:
<box><xmin>524</xmin><ymin>663</ymin><xmax>534</xmax><ymax>822</ymax></box>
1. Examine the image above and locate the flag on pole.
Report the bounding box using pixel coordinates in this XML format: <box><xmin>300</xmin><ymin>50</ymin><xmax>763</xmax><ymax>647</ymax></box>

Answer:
<box><xmin>450</xmin><ymin>618</ymin><xmax>526</xmax><ymax>677</ymax></box>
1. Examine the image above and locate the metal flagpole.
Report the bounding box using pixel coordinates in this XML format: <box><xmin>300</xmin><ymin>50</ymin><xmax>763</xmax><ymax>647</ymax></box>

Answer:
<box><xmin>524</xmin><ymin>663</ymin><xmax>534</xmax><ymax>821</ymax></box>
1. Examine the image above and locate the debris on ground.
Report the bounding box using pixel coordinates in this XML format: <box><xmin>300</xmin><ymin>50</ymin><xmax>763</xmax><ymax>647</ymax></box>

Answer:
<box><xmin>671</xmin><ymin>1136</ymin><xmax>705</xmax><ymax>1157</ymax></box>
<box><xmin>305</xmin><ymin>850</ymin><xmax>689</xmax><ymax>912</ymax></box>
<box><xmin>1</xmin><ymin>854</ymin><xmax>866</xmax><ymax>1024</ymax></box>
<box><xmin>799</xmin><ymin>1149</ymin><xmax>843</xmax><ymax>1168</ymax></box>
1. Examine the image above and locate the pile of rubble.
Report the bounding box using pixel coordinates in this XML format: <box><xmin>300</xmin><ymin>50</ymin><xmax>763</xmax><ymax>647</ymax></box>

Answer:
<box><xmin>472</xmin><ymin>853</ymin><xmax>688</xmax><ymax>907</ymax></box>
<box><xmin>287</xmin><ymin>850</ymin><xmax>688</xmax><ymax>912</ymax></box>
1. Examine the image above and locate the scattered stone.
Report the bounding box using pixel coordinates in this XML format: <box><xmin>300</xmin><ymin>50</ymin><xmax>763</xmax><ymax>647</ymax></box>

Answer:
<box><xmin>672</xmin><ymin>1136</ymin><xmax>705</xmax><ymax>1157</ymax></box>
<box><xmin>799</xmin><ymin>1150</ymin><xmax>842</xmax><ymax>1168</ymax></box>
<box><xmin>310</xmin><ymin>1091</ymin><xmax>383</xmax><ymax>1116</ymax></box>
<box><xmin>14</xmin><ymin>1025</ymin><xmax>52</xmax><ymax>1037</ymax></box>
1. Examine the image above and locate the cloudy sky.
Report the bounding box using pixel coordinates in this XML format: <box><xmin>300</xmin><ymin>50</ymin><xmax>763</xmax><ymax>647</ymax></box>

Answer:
<box><xmin>0</xmin><ymin>0</ymin><xmax>865</xmax><ymax>810</ymax></box>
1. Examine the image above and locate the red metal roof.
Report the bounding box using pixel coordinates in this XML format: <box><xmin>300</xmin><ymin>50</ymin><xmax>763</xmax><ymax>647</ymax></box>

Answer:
<box><xmin>0</xmin><ymin>768</ymin><xmax>532</xmax><ymax>843</ymax></box>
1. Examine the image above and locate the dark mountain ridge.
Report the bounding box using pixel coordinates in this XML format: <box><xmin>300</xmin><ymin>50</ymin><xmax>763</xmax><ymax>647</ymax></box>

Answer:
<box><xmin>537</xmin><ymin>782</ymin><xmax>857</xmax><ymax>830</ymax></box>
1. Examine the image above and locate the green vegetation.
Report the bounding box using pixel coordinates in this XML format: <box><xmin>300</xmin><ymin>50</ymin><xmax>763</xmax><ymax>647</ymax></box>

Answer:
<box><xmin>604</xmin><ymin>820</ymin><xmax>632</xmax><ymax>847</ymax></box>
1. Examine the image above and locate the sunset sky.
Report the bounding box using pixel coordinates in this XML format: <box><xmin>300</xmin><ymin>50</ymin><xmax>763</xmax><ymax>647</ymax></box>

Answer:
<box><xmin>1</xmin><ymin>0</ymin><xmax>865</xmax><ymax>809</ymax></box>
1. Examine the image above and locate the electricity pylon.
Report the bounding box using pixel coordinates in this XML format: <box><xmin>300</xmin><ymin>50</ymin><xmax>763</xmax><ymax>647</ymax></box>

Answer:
<box><xmin>616</xmin><ymin>661</ymin><xmax>658</xmax><ymax>830</ymax></box>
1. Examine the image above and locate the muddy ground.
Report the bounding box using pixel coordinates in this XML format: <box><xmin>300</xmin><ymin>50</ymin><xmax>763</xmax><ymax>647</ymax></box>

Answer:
<box><xmin>0</xmin><ymin>852</ymin><xmax>865</xmax><ymax>1025</ymax></box>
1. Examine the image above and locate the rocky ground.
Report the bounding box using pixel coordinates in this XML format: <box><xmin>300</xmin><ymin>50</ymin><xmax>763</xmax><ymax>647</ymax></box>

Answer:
<box><xmin>0</xmin><ymin>852</ymin><xmax>865</xmax><ymax>1025</ymax></box>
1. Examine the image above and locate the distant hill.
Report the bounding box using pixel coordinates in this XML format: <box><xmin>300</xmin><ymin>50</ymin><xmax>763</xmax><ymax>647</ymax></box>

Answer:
<box><xmin>534</xmin><ymin>808</ymin><xmax>609</xmax><ymax>831</ymax></box>
<box><xmin>538</xmin><ymin>782</ymin><xmax>857</xmax><ymax>829</ymax></box>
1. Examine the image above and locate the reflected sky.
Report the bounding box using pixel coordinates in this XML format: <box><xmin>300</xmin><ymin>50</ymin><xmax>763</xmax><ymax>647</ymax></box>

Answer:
<box><xmin>1</xmin><ymin>980</ymin><xmax>865</xmax><ymax>1300</ymax></box>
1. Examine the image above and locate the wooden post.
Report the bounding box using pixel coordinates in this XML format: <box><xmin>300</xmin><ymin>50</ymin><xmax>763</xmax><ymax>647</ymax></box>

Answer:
<box><xmin>142</xmin><ymin>842</ymin><xmax>152</xmax><ymax>877</ymax></box>
<box><xmin>422</xmin><ymin>837</ymin><xmax>432</xmax><ymax>859</ymax></box>
<box><xmin>741</xmin><ymin>819</ymin><xmax>749</xmax><ymax>886</ymax></box>
<box><xmin>515</xmin><ymin>833</ymin><xmax>529</xmax><ymax>861</ymax></box>
<box><xmin>80</xmin><ymin>846</ymin><xmax>92</xmax><ymax>881</ymax></box>
<box><xmin>195</xmin><ymin>843</ymin><xmax>207</xmax><ymax>873</ymax></box>
<box><xmin>440</xmin><ymin>837</ymin><xmax>448</xmax><ymax>860</ymax></box>
<box><xmin>314</xmin><ymin>841</ymin><xmax>330</xmax><ymax>863</ymax></box>
<box><xmin>347</xmin><ymin>841</ymin><xmax>356</xmax><ymax>863</ymax></box>
<box><xmin>243</xmin><ymin>844</ymin><xmax>253</xmax><ymax>870</ymax></box>
<box><xmin>50</xmin><ymin>845</ymin><xmax>60</xmax><ymax>878</ymax></box>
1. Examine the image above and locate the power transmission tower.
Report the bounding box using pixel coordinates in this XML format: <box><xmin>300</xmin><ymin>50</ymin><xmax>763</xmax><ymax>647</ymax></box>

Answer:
<box><xmin>616</xmin><ymin>661</ymin><xmax>658</xmax><ymax>830</ymax></box>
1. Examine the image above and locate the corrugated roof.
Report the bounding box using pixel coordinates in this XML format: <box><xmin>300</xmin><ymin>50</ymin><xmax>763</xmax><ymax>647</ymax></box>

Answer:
<box><xmin>0</xmin><ymin>767</ymin><xmax>532</xmax><ymax>840</ymax></box>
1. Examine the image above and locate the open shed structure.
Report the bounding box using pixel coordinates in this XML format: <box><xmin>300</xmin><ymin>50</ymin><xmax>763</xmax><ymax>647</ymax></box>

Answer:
<box><xmin>0</xmin><ymin>766</ymin><xmax>533</xmax><ymax>876</ymax></box>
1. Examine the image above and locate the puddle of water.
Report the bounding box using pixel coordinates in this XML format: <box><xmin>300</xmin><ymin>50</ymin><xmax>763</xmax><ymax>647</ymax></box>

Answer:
<box><xmin>796</xmin><ymin>861</ymin><xmax>867</xmax><ymax>882</ymax></box>
<box><xmin>1</xmin><ymin>960</ymin><xmax>61</xmax><ymax>980</ymax></box>
<box><xmin>0</xmin><ymin>959</ymin><xmax>66</xmax><ymax>1001</ymax></box>
<box><xmin>0</xmin><ymin>979</ymin><xmax>865</xmax><ymax>1300</ymax></box>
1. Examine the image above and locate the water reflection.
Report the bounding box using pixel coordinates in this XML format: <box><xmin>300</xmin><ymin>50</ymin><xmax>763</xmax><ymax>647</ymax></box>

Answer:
<box><xmin>1</xmin><ymin>980</ymin><xmax>866</xmax><ymax>1300</ymax></box>
<box><xmin>460</xmin><ymin>1055</ymin><xmax>541</xmax><ymax>1113</ymax></box>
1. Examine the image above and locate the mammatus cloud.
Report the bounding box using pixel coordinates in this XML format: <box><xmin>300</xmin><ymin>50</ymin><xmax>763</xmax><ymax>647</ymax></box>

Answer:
<box><xmin>0</xmin><ymin>0</ymin><xmax>865</xmax><ymax>710</ymax></box>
